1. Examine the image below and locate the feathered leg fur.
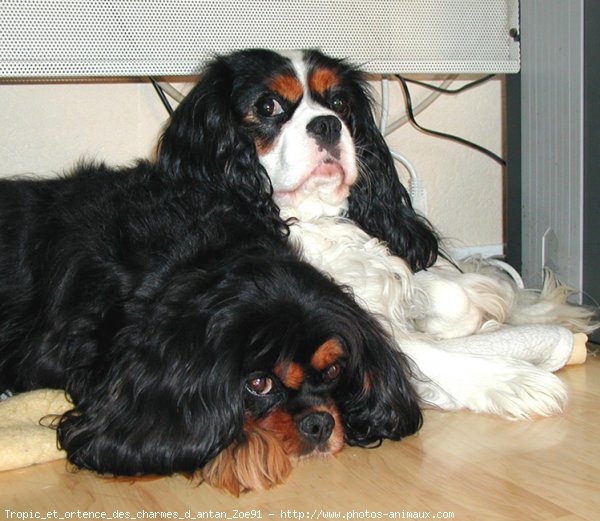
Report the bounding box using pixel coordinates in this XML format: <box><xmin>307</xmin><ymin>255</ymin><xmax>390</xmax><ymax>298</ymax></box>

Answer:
<box><xmin>414</xmin><ymin>260</ymin><xmax>598</xmax><ymax>339</ymax></box>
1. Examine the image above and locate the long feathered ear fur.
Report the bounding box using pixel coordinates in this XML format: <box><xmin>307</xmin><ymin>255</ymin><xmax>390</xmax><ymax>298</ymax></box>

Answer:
<box><xmin>334</xmin><ymin>306</ymin><xmax>423</xmax><ymax>446</ymax></box>
<box><xmin>56</xmin><ymin>272</ymin><xmax>247</xmax><ymax>477</ymax></box>
<box><xmin>158</xmin><ymin>55</ymin><xmax>286</xmax><ymax>237</ymax></box>
<box><xmin>345</xmin><ymin>72</ymin><xmax>439</xmax><ymax>272</ymax></box>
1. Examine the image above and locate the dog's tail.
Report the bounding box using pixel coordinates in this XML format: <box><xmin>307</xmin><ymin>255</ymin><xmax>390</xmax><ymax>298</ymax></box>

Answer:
<box><xmin>460</xmin><ymin>259</ymin><xmax>599</xmax><ymax>335</ymax></box>
<box><xmin>507</xmin><ymin>268</ymin><xmax>599</xmax><ymax>334</ymax></box>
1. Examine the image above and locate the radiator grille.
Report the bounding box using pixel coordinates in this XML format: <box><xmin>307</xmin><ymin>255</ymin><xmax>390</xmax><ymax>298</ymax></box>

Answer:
<box><xmin>1</xmin><ymin>0</ymin><xmax>520</xmax><ymax>77</ymax></box>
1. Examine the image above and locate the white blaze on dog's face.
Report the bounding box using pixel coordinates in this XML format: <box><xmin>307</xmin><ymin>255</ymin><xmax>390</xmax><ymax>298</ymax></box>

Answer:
<box><xmin>252</xmin><ymin>51</ymin><xmax>358</xmax><ymax>220</ymax></box>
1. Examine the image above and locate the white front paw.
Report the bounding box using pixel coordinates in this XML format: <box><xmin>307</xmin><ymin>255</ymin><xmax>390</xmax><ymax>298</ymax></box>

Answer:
<box><xmin>403</xmin><ymin>342</ymin><xmax>568</xmax><ymax>419</ymax></box>
<box><xmin>457</xmin><ymin>361</ymin><xmax>568</xmax><ymax>419</ymax></box>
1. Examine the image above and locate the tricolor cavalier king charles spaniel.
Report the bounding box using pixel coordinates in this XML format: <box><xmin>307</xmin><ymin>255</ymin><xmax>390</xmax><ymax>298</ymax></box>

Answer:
<box><xmin>0</xmin><ymin>49</ymin><xmax>421</xmax><ymax>494</ymax></box>
<box><xmin>0</xmin><ymin>49</ymin><xmax>595</xmax><ymax>493</ymax></box>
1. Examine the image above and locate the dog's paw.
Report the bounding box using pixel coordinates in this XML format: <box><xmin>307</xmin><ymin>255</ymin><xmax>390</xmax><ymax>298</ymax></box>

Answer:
<box><xmin>404</xmin><ymin>343</ymin><xmax>568</xmax><ymax>419</ymax></box>
<box><xmin>460</xmin><ymin>361</ymin><xmax>568</xmax><ymax>419</ymax></box>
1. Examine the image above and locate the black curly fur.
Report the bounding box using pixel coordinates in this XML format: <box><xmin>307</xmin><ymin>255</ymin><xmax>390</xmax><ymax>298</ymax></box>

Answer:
<box><xmin>0</xmin><ymin>50</ymin><xmax>422</xmax><ymax>478</ymax></box>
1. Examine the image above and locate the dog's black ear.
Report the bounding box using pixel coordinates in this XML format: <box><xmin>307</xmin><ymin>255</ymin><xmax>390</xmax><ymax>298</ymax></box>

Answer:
<box><xmin>346</xmin><ymin>85</ymin><xmax>439</xmax><ymax>272</ymax></box>
<box><xmin>157</xmin><ymin>55</ymin><xmax>285</xmax><ymax>235</ymax></box>
<box><xmin>57</xmin><ymin>274</ymin><xmax>245</xmax><ymax>476</ymax></box>
<box><xmin>336</xmin><ymin>307</ymin><xmax>423</xmax><ymax>446</ymax></box>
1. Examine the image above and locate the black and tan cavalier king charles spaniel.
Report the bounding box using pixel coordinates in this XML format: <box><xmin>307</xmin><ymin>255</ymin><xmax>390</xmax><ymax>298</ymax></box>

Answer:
<box><xmin>0</xmin><ymin>50</ymin><xmax>422</xmax><ymax>494</ymax></box>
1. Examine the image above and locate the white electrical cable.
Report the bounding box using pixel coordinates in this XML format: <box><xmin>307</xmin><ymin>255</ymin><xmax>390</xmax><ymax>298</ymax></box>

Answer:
<box><xmin>379</xmin><ymin>76</ymin><xmax>389</xmax><ymax>135</ymax></box>
<box><xmin>380</xmin><ymin>76</ymin><xmax>428</xmax><ymax>216</ymax></box>
<box><xmin>486</xmin><ymin>258</ymin><xmax>525</xmax><ymax>289</ymax></box>
<box><xmin>390</xmin><ymin>150</ymin><xmax>428</xmax><ymax>216</ymax></box>
<box><xmin>157</xmin><ymin>81</ymin><xmax>185</xmax><ymax>103</ymax></box>
<box><xmin>389</xmin><ymin>149</ymin><xmax>417</xmax><ymax>184</ymax></box>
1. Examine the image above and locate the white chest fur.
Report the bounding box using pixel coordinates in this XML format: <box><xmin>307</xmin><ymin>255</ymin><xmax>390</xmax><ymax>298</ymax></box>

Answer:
<box><xmin>289</xmin><ymin>217</ymin><xmax>423</xmax><ymax>336</ymax></box>
<box><xmin>288</xmin><ymin>217</ymin><xmax>516</xmax><ymax>340</ymax></box>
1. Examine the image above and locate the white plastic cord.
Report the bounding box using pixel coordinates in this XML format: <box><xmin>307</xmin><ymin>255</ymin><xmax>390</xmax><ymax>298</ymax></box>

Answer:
<box><xmin>486</xmin><ymin>258</ymin><xmax>525</xmax><ymax>289</ymax></box>
<box><xmin>390</xmin><ymin>149</ymin><xmax>428</xmax><ymax>216</ymax></box>
<box><xmin>379</xmin><ymin>76</ymin><xmax>389</xmax><ymax>135</ymax></box>
<box><xmin>381</xmin><ymin>77</ymin><xmax>428</xmax><ymax>216</ymax></box>
<box><xmin>389</xmin><ymin>149</ymin><xmax>417</xmax><ymax>183</ymax></box>
<box><xmin>157</xmin><ymin>81</ymin><xmax>185</xmax><ymax>103</ymax></box>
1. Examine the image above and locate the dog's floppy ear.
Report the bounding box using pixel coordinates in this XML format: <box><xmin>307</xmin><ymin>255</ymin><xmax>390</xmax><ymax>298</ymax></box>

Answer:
<box><xmin>157</xmin><ymin>55</ymin><xmax>284</xmax><ymax>234</ymax></box>
<box><xmin>342</xmin><ymin>330</ymin><xmax>423</xmax><ymax>446</ymax></box>
<box><xmin>56</xmin><ymin>273</ymin><xmax>246</xmax><ymax>477</ymax></box>
<box><xmin>346</xmin><ymin>84</ymin><xmax>439</xmax><ymax>272</ymax></box>
<box><xmin>329</xmin><ymin>295</ymin><xmax>423</xmax><ymax>445</ymax></box>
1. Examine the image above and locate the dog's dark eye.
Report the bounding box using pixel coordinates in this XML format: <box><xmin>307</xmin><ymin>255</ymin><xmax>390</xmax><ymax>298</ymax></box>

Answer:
<box><xmin>256</xmin><ymin>97</ymin><xmax>285</xmax><ymax>118</ymax></box>
<box><xmin>323</xmin><ymin>363</ymin><xmax>342</xmax><ymax>382</ymax></box>
<box><xmin>330</xmin><ymin>95</ymin><xmax>349</xmax><ymax>115</ymax></box>
<box><xmin>247</xmin><ymin>376</ymin><xmax>274</xmax><ymax>395</ymax></box>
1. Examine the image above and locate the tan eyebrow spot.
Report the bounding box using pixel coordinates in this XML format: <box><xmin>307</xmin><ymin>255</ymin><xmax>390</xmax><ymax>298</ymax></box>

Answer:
<box><xmin>311</xmin><ymin>339</ymin><xmax>344</xmax><ymax>371</ymax></box>
<box><xmin>254</xmin><ymin>137</ymin><xmax>275</xmax><ymax>156</ymax></box>
<box><xmin>308</xmin><ymin>68</ymin><xmax>341</xmax><ymax>96</ymax></box>
<box><xmin>274</xmin><ymin>362</ymin><xmax>304</xmax><ymax>390</ymax></box>
<box><xmin>269</xmin><ymin>74</ymin><xmax>303</xmax><ymax>103</ymax></box>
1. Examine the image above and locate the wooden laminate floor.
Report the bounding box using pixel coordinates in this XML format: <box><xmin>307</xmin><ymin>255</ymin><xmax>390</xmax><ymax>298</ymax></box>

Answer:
<box><xmin>2</xmin><ymin>349</ymin><xmax>599</xmax><ymax>521</ymax></box>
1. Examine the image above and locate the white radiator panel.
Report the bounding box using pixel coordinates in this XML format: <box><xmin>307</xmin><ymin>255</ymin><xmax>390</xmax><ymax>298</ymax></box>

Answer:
<box><xmin>0</xmin><ymin>0</ymin><xmax>520</xmax><ymax>77</ymax></box>
<box><xmin>520</xmin><ymin>0</ymin><xmax>584</xmax><ymax>293</ymax></box>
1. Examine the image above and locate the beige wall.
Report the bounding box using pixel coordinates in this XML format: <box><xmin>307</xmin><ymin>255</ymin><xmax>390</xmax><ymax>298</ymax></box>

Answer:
<box><xmin>0</xmin><ymin>77</ymin><xmax>504</xmax><ymax>252</ymax></box>
<box><xmin>0</xmin><ymin>82</ymin><xmax>168</xmax><ymax>174</ymax></box>
<box><xmin>380</xmin><ymin>77</ymin><xmax>504</xmax><ymax>253</ymax></box>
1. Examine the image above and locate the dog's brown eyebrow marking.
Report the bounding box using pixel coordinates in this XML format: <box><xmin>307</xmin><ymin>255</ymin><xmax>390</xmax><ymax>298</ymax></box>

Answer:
<box><xmin>254</xmin><ymin>138</ymin><xmax>275</xmax><ymax>156</ymax></box>
<box><xmin>275</xmin><ymin>361</ymin><xmax>304</xmax><ymax>390</ymax></box>
<box><xmin>269</xmin><ymin>74</ymin><xmax>303</xmax><ymax>103</ymax></box>
<box><xmin>311</xmin><ymin>339</ymin><xmax>344</xmax><ymax>371</ymax></box>
<box><xmin>308</xmin><ymin>68</ymin><xmax>341</xmax><ymax>96</ymax></box>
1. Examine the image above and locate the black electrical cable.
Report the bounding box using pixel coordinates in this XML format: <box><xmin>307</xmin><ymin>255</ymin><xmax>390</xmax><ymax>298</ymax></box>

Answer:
<box><xmin>395</xmin><ymin>75</ymin><xmax>506</xmax><ymax>167</ymax></box>
<box><xmin>402</xmin><ymin>74</ymin><xmax>496</xmax><ymax>94</ymax></box>
<box><xmin>150</xmin><ymin>77</ymin><xmax>174</xmax><ymax>116</ymax></box>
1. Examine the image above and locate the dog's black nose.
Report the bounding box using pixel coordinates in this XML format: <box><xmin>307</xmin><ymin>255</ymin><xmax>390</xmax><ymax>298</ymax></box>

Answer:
<box><xmin>298</xmin><ymin>412</ymin><xmax>335</xmax><ymax>444</ymax></box>
<box><xmin>306</xmin><ymin>115</ymin><xmax>342</xmax><ymax>146</ymax></box>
